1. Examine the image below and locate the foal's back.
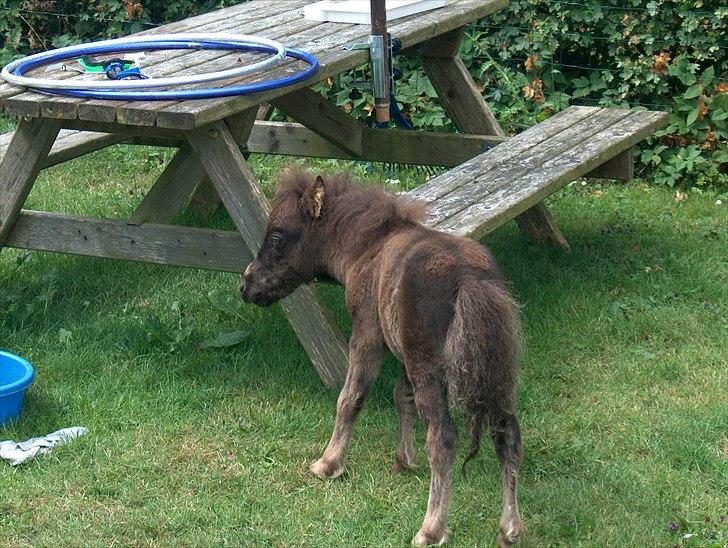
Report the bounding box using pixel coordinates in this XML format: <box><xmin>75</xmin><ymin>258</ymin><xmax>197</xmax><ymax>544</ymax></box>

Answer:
<box><xmin>376</xmin><ymin>225</ymin><xmax>508</xmax><ymax>362</ymax></box>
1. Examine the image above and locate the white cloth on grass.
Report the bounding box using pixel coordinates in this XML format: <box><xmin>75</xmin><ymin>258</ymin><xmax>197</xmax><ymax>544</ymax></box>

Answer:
<box><xmin>0</xmin><ymin>427</ymin><xmax>88</xmax><ymax>466</ymax></box>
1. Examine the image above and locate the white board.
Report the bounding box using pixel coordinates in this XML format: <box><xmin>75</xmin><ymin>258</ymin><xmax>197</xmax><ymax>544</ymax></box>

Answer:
<box><xmin>303</xmin><ymin>0</ymin><xmax>447</xmax><ymax>24</ymax></box>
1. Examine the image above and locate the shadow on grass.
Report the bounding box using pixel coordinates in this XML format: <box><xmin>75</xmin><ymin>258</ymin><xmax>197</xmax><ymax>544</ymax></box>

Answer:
<box><xmin>1</xmin><ymin>210</ymin><xmax>702</xmax><ymax>433</ymax></box>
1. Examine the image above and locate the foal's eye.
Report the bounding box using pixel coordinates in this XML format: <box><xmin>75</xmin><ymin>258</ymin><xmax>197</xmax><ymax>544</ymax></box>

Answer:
<box><xmin>270</xmin><ymin>233</ymin><xmax>285</xmax><ymax>248</ymax></box>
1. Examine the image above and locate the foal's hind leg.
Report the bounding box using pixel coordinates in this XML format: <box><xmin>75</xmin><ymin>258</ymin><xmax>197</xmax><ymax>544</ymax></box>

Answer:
<box><xmin>490</xmin><ymin>410</ymin><xmax>524</xmax><ymax>546</ymax></box>
<box><xmin>392</xmin><ymin>370</ymin><xmax>418</xmax><ymax>473</ymax></box>
<box><xmin>410</xmin><ymin>376</ymin><xmax>457</xmax><ymax>547</ymax></box>
<box><xmin>310</xmin><ymin>329</ymin><xmax>383</xmax><ymax>480</ymax></box>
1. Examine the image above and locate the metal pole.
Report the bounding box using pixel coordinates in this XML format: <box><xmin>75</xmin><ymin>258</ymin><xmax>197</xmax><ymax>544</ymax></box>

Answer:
<box><xmin>370</xmin><ymin>0</ymin><xmax>390</xmax><ymax>125</ymax></box>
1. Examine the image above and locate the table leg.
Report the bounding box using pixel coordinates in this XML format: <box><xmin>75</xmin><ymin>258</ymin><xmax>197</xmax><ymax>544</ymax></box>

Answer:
<box><xmin>420</xmin><ymin>31</ymin><xmax>570</xmax><ymax>251</ymax></box>
<box><xmin>185</xmin><ymin>115</ymin><xmax>348</xmax><ymax>389</ymax></box>
<box><xmin>187</xmin><ymin>104</ymin><xmax>273</xmax><ymax>220</ymax></box>
<box><xmin>0</xmin><ymin>118</ymin><xmax>61</xmax><ymax>252</ymax></box>
<box><xmin>128</xmin><ymin>143</ymin><xmax>205</xmax><ymax>225</ymax></box>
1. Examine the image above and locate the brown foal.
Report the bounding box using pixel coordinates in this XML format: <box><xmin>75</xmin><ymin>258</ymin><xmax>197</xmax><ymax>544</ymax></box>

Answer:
<box><xmin>242</xmin><ymin>169</ymin><xmax>524</xmax><ymax>546</ymax></box>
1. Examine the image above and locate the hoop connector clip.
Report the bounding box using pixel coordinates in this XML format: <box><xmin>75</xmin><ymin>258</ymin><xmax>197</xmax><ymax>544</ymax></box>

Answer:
<box><xmin>343</xmin><ymin>34</ymin><xmax>387</xmax><ymax>101</ymax></box>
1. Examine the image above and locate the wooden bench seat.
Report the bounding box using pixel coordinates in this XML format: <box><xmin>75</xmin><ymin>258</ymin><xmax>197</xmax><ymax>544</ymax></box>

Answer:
<box><xmin>0</xmin><ymin>129</ymin><xmax>125</xmax><ymax>169</ymax></box>
<box><xmin>409</xmin><ymin>105</ymin><xmax>668</xmax><ymax>241</ymax></box>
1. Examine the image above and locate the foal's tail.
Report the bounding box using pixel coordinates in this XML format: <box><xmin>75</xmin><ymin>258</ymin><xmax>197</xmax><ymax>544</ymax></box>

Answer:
<box><xmin>443</xmin><ymin>278</ymin><xmax>522</xmax><ymax>478</ymax></box>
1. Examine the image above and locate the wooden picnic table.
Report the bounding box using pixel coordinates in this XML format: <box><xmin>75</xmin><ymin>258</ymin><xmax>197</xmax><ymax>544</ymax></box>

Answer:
<box><xmin>0</xmin><ymin>0</ymin><xmax>668</xmax><ymax>388</ymax></box>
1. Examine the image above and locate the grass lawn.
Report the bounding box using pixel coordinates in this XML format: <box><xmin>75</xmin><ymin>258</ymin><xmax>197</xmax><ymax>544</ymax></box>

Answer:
<box><xmin>1</xmin><ymin>138</ymin><xmax>727</xmax><ymax>547</ymax></box>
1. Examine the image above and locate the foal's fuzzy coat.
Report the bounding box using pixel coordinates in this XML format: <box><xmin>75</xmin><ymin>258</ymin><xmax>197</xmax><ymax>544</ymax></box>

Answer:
<box><xmin>242</xmin><ymin>169</ymin><xmax>524</xmax><ymax>546</ymax></box>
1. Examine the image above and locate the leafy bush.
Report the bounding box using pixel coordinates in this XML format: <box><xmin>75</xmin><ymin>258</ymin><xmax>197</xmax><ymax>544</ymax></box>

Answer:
<box><xmin>1</xmin><ymin>0</ymin><xmax>726</xmax><ymax>188</ymax></box>
<box><xmin>468</xmin><ymin>0</ymin><xmax>728</xmax><ymax>188</ymax></box>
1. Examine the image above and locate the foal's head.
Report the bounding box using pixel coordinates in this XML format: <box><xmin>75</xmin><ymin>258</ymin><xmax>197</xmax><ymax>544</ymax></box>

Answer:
<box><xmin>241</xmin><ymin>169</ymin><xmax>329</xmax><ymax>306</ymax></box>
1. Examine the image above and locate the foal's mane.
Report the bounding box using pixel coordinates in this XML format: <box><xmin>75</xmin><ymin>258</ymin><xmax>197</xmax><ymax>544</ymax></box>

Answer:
<box><xmin>274</xmin><ymin>167</ymin><xmax>426</xmax><ymax>225</ymax></box>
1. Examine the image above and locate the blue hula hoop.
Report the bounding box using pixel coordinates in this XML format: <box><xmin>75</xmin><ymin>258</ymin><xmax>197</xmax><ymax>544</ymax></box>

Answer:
<box><xmin>7</xmin><ymin>40</ymin><xmax>319</xmax><ymax>100</ymax></box>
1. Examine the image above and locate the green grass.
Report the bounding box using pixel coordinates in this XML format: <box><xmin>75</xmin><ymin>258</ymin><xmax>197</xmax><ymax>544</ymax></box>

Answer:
<box><xmin>1</xmin><ymin>143</ymin><xmax>727</xmax><ymax>547</ymax></box>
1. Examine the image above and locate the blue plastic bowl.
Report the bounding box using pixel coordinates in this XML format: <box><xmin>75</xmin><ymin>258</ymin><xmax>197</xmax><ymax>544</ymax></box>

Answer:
<box><xmin>0</xmin><ymin>350</ymin><xmax>35</xmax><ymax>426</ymax></box>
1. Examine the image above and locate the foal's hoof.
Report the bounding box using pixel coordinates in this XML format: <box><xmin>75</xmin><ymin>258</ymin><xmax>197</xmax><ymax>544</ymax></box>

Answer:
<box><xmin>411</xmin><ymin>528</ymin><xmax>448</xmax><ymax>547</ymax></box>
<box><xmin>390</xmin><ymin>457</ymin><xmax>418</xmax><ymax>475</ymax></box>
<box><xmin>497</xmin><ymin>518</ymin><xmax>524</xmax><ymax>546</ymax></box>
<box><xmin>309</xmin><ymin>458</ymin><xmax>345</xmax><ymax>479</ymax></box>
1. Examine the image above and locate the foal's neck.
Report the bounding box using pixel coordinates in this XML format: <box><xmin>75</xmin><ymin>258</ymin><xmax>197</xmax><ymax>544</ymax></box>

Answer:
<box><xmin>321</xmin><ymin>203</ymin><xmax>412</xmax><ymax>284</ymax></box>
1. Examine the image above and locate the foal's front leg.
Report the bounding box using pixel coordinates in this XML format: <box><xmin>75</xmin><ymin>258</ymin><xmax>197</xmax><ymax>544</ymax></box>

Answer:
<box><xmin>310</xmin><ymin>328</ymin><xmax>384</xmax><ymax>479</ymax></box>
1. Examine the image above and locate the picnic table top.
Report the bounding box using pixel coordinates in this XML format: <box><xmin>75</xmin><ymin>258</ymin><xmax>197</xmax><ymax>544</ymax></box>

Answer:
<box><xmin>0</xmin><ymin>0</ymin><xmax>505</xmax><ymax>130</ymax></box>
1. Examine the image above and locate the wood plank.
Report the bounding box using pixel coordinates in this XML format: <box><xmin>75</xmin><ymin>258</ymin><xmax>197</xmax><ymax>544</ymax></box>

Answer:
<box><xmin>1</xmin><ymin>128</ymin><xmax>124</xmax><ymax>167</ymax></box>
<box><xmin>271</xmin><ymin>88</ymin><xmax>364</xmax><ymax>156</ymax></box>
<box><xmin>246</xmin><ymin>121</ymin><xmax>503</xmax><ymax>166</ymax></box>
<box><xmin>408</xmin><ymin>109</ymin><xmax>600</xmax><ymax>203</ymax></box>
<box><xmin>585</xmin><ymin>148</ymin><xmax>634</xmax><ymax>180</ymax></box>
<box><xmin>6</xmin><ymin>210</ymin><xmax>251</xmax><ymax>271</ymax></box>
<box><xmin>421</xmin><ymin>54</ymin><xmax>505</xmax><ymax>137</ymax></box>
<box><xmin>107</xmin><ymin>12</ymin><xmax>320</xmax><ymax>126</ymax></box>
<box><xmin>59</xmin><ymin>118</ymin><xmax>184</xmax><ymax>140</ymax></box>
<box><xmin>128</xmin><ymin>143</ymin><xmax>205</xmax><ymax>225</ymax></box>
<box><xmin>421</xmin><ymin>108</ymin><xmax>632</xmax><ymax>227</ymax></box>
<box><xmin>1</xmin><ymin>1</ymin><xmax>312</xmax><ymax>119</ymax></box>
<box><xmin>185</xmin><ymin>117</ymin><xmax>348</xmax><ymax>388</ymax></box>
<box><xmin>434</xmin><ymin>110</ymin><xmax>669</xmax><ymax>238</ymax></box>
<box><xmin>0</xmin><ymin>118</ymin><xmax>60</xmax><ymax>248</ymax></box>
<box><xmin>409</xmin><ymin>106</ymin><xmax>601</xmax><ymax>203</ymax></box>
<box><xmin>153</xmin><ymin>0</ymin><xmax>507</xmax><ymax>129</ymax></box>
<box><xmin>187</xmin><ymin>108</ymin><xmax>262</xmax><ymax>219</ymax></box>
<box><xmin>512</xmin><ymin>202</ymin><xmax>571</xmax><ymax>252</ymax></box>
<box><xmin>403</xmin><ymin>26</ymin><xmax>467</xmax><ymax>57</ymax></box>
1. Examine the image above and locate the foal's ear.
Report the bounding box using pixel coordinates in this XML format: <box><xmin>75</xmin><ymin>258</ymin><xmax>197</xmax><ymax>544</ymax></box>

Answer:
<box><xmin>301</xmin><ymin>175</ymin><xmax>326</xmax><ymax>219</ymax></box>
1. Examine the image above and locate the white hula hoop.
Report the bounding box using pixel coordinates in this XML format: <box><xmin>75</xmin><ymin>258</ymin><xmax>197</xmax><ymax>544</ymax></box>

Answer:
<box><xmin>1</xmin><ymin>33</ymin><xmax>287</xmax><ymax>90</ymax></box>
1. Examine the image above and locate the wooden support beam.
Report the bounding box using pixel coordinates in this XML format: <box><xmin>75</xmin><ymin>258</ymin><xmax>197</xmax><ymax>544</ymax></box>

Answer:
<box><xmin>0</xmin><ymin>118</ymin><xmax>60</xmax><ymax>250</ymax></box>
<box><xmin>271</xmin><ymin>87</ymin><xmax>365</xmax><ymax>157</ymax></box>
<box><xmin>185</xmin><ymin>117</ymin><xmax>348</xmax><ymax>388</ymax></box>
<box><xmin>585</xmin><ymin>148</ymin><xmax>633</xmax><ymax>180</ymax></box>
<box><xmin>402</xmin><ymin>26</ymin><xmax>466</xmax><ymax>58</ymax></box>
<box><xmin>6</xmin><ymin>210</ymin><xmax>251</xmax><ymax>271</ymax></box>
<box><xmin>128</xmin><ymin>143</ymin><xmax>205</xmax><ymax>225</ymax></box>
<box><xmin>421</xmin><ymin>35</ymin><xmax>570</xmax><ymax>250</ymax></box>
<box><xmin>511</xmin><ymin>202</ymin><xmax>571</xmax><ymax>252</ymax></box>
<box><xmin>188</xmin><ymin>106</ymin><xmax>270</xmax><ymax>219</ymax></box>
<box><xmin>247</xmin><ymin>121</ymin><xmax>503</xmax><ymax>166</ymax></box>
<box><xmin>422</xmin><ymin>55</ymin><xmax>505</xmax><ymax>138</ymax></box>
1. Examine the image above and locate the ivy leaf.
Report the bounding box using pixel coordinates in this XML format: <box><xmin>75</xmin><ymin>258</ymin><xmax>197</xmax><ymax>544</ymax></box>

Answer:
<box><xmin>713</xmin><ymin>94</ymin><xmax>728</xmax><ymax>111</ymax></box>
<box><xmin>683</xmin><ymin>84</ymin><xmax>703</xmax><ymax>99</ymax></box>
<box><xmin>699</xmin><ymin>66</ymin><xmax>715</xmax><ymax>84</ymax></box>
<box><xmin>198</xmin><ymin>330</ymin><xmax>250</xmax><ymax>350</ymax></box>
<box><xmin>686</xmin><ymin>108</ymin><xmax>700</xmax><ymax>126</ymax></box>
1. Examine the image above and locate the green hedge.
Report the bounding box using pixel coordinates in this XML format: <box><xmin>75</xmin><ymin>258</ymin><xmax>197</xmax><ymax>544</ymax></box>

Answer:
<box><xmin>2</xmin><ymin>0</ymin><xmax>726</xmax><ymax>188</ymax></box>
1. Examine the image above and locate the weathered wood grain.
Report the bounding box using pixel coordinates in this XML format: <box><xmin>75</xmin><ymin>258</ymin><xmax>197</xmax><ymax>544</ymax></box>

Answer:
<box><xmin>1</xmin><ymin>128</ymin><xmax>126</xmax><ymax>168</ymax></box>
<box><xmin>6</xmin><ymin>210</ymin><xmax>251</xmax><ymax>271</ymax></box>
<box><xmin>153</xmin><ymin>0</ymin><xmax>507</xmax><ymax>129</ymax></box>
<box><xmin>185</xmin><ymin>117</ymin><xmax>348</xmax><ymax>388</ymax></box>
<box><xmin>432</xmin><ymin>110</ymin><xmax>669</xmax><ymax>238</ymax></box>
<box><xmin>422</xmin><ymin>109</ymin><xmax>632</xmax><ymax>227</ymax></box>
<box><xmin>0</xmin><ymin>118</ymin><xmax>60</xmax><ymax>248</ymax></box>
<box><xmin>421</xmin><ymin>55</ymin><xmax>505</xmax><ymax>137</ymax></box>
<box><xmin>585</xmin><ymin>148</ymin><xmax>634</xmax><ymax>180</ymax></box>
<box><xmin>1</xmin><ymin>1</ymin><xmax>311</xmax><ymax>119</ymax></box>
<box><xmin>410</xmin><ymin>106</ymin><xmax>601</xmax><ymax>206</ymax></box>
<box><xmin>246</xmin><ymin>121</ymin><xmax>502</xmax><ymax>165</ymax></box>
<box><xmin>187</xmin><ymin>108</ymin><xmax>263</xmax><ymax>219</ymax></box>
<box><xmin>110</xmin><ymin>13</ymin><xmax>322</xmax><ymax>126</ymax></box>
<box><xmin>127</xmin><ymin>143</ymin><xmax>205</xmax><ymax>225</ymax></box>
<box><xmin>271</xmin><ymin>88</ymin><xmax>365</xmax><ymax>156</ymax></box>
